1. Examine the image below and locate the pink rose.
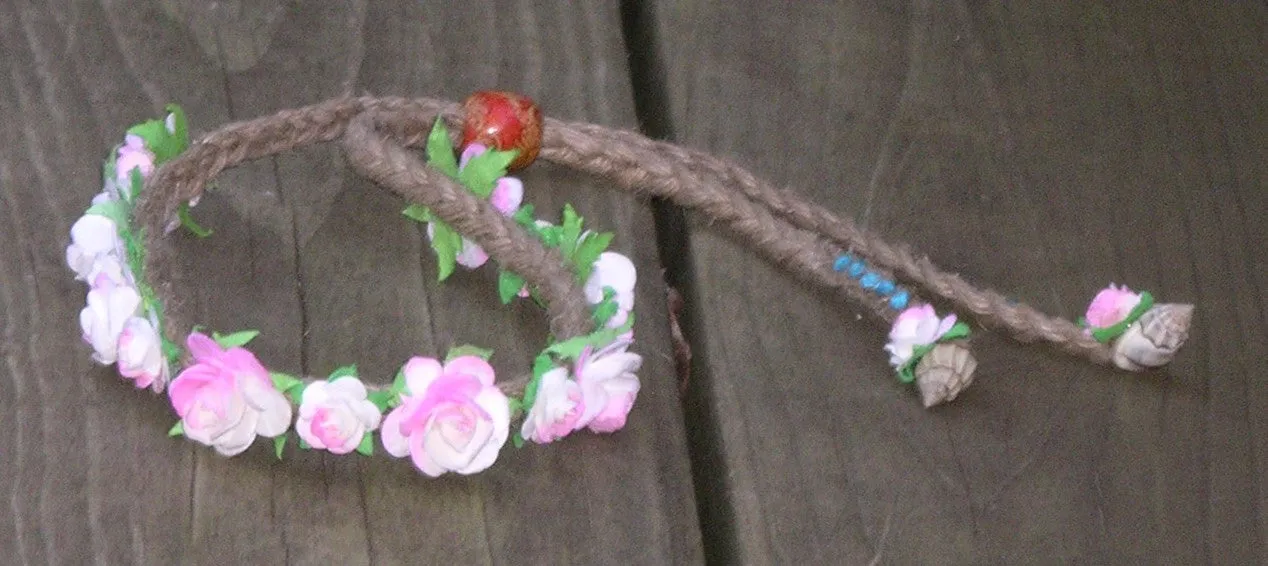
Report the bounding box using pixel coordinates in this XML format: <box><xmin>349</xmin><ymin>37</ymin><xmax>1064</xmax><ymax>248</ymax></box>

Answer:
<box><xmin>296</xmin><ymin>377</ymin><xmax>382</xmax><ymax>454</ymax></box>
<box><xmin>884</xmin><ymin>304</ymin><xmax>957</xmax><ymax>368</ymax></box>
<box><xmin>1085</xmin><ymin>284</ymin><xmax>1143</xmax><ymax>328</ymax></box>
<box><xmin>575</xmin><ymin>338</ymin><xmax>643</xmax><ymax>434</ymax></box>
<box><xmin>116</xmin><ymin>316</ymin><xmax>168</xmax><ymax>389</ymax></box>
<box><xmin>520</xmin><ymin>367</ymin><xmax>587</xmax><ymax>444</ymax></box>
<box><xmin>380</xmin><ymin>356</ymin><xmax>510</xmax><ymax>476</ymax></box>
<box><xmin>115</xmin><ymin>134</ymin><xmax>155</xmax><ymax>186</ymax></box>
<box><xmin>168</xmin><ymin>333</ymin><xmax>293</xmax><ymax>456</ymax></box>
<box><xmin>489</xmin><ymin>177</ymin><xmax>523</xmax><ymax>215</ymax></box>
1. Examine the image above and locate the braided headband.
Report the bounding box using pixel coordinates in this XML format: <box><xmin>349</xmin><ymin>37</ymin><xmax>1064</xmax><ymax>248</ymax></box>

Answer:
<box><xmin>66</xmin><ymin>93</ymin><xmax>1194</xmax><ymax>473</ymax></box>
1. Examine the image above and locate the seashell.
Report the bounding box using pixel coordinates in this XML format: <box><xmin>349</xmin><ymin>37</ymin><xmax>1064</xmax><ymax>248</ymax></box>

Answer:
<box><xmin>915</xmin><ymin>341</ymin><xmax>977</xmax><ymax>408</ymax></box>
<box><xmin>1110</xmin><ymin>303</ymin><xmax>1194</xmax><ymax>371</ymax></box>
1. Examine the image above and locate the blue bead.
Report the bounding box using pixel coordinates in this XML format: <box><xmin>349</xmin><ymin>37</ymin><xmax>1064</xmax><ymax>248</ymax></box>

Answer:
<box><xmin>889</xmin><ymin>291</ymin><xmax>909</xmax><ymax>310</ymax></box>
<box><xmin>876</xmin><ymin>280</ymin><xmax>896</xmax><ymax>295</ymax></box>
<box><xmin>833</xmin><ymin>254</ymin><xmax>854</xmax><ymax>272</ymax></box>
<box><xmin>860</xmin><ymin>272</ymin><xmax>882</xmax><ymax>290</ymax></box>
<box><xmin>847</xmin><ymin>260</ymin><xmax>866</xmax><ymax>278</ymax></box>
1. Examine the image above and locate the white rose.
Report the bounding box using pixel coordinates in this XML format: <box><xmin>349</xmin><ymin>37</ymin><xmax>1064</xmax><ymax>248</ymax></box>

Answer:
<box><xmin>79</xmin><ymin>284</ymin><xmax>141</xmax><ymax>364</ymax></box>
<box><xmin>296</xmin><ymin>377</ymin><xmax>382</xmax><ymax>454</ymax></box>
<box><xmin>116</xmin><ymin>316</ymin><xmax>168</xmax><ymax>389</ymax></box>
<box><xmin>66</xmin><ymin>214</ymin><xmax>121</xmax><ymax>281</ymax></box>
<box><xmin>584</xmin><ymin>252</ymin><xmax>637</xmax><ymax>328</ymax></box>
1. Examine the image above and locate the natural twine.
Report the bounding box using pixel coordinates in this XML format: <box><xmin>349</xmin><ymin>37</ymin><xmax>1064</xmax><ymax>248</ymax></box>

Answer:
<box><xmin>134</xmin><ymin>94</ymin><xmax>1115</xmax><ymax>368</ymax></box>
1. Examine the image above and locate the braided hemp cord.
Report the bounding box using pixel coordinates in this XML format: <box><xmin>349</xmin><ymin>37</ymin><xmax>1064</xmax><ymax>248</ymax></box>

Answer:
<box><xmin>534</xmin><ymin>117</ymin><xmax>1112</xmax><ymax>365</ymax></box>
<box><xmin>135</xmin><ymin>95</ymin><xmax>1103</xmax><ymax>365</ymax></box>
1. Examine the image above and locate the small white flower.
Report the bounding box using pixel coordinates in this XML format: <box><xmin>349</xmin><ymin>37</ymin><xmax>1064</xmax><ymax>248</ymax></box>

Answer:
<box><xmin>66</xmin><ymin>214</ymin><xmax>121</xmax><ymax>281</ymax></box>
<box><xmin>79</xmin><ymin>284</ymin><xmax>141</xmax><ymax>364</ymax></box>
<box><xmin>584</xmin><ymin>252</ymin><xmax>637</xmax><ymax>328</ymax></box>
<box><xmin>520</xmin><ymin>367</ymin><xmax>586</xmax><ymax>444</ymax></box>
<box><xmin>116</xmin><ymin>316</ymin><xmax>168</xmax><ymax>388</ymax></box>
<box><xmin>296</xmin><ymin>377</ymin><xmax>382</xmax><ymax>454</ymax></box>
<box><xmin>884</xmin><ymin>305</ymin><xmax>957</xmax><ymax>368</ymax></box>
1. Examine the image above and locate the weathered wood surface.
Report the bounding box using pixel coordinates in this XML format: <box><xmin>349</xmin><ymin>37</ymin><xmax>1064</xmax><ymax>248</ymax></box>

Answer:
<box><xmin>0</xmin><ymin>1</ymin><xmax>700</xmax><ymax>564</ymax></box>
<box><xmin>652</xmin><ymin>1</ymin><xmax>1267</xmax><ymax>564</ymax></box>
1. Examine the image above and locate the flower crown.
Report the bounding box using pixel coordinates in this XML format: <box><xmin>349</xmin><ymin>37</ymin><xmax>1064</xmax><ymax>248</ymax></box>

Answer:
<box><xmin>69</xmin><ymin>92</ymin><xmax>1197</xmax><ymax>473</ymax></box>
<box><xmin>67</xmin><ymin>94</ymin><xmax>643</xmax><ymax>476</ymax></box>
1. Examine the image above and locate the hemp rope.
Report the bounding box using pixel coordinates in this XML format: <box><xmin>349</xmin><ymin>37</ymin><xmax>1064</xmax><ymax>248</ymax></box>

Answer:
<box><xmin>135</xmin><ymin>95</ymin><xmax>1113</xmax><ymax>367</ymax></box>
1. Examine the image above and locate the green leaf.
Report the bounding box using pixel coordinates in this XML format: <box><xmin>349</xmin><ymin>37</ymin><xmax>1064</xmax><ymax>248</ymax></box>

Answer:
<box><xmin>177</xmin><ymin>202</ymin><xmax>212</xmax><ymax>238</ymax></box>
<box><xmin>425</xmin><ymin>119</ymin><xmax>459</xmax><ymax>178</ymax></box>
<box><xmin>367</xmin><ymin>389</ymin><xmax>394</xmax><ymax>413</ymax></box>
<box><xmin>270</xmin><ymin>371</ymin><xmax>303</xmax><ymax>395</ymax></box>
<box><xmin>897</xmin><ymin>344</ymin><xmax>936</xmax><ymax>384</ymax></box>
<box><xmin>457</xmin><ymin>149</ymin><xmax>517</xmax><ymax>197</ymax></box>
<box><xmin>355</xmin><ymin>433</ymin><xmax>374</xmax><ymax>457</ymax></box>
<box><xmin>445</xmin><ymin>345</ymin><xmax>494</xmax><ymax>362</ymax></box>
<box><xmin>161</xmin><ymin>337</ymin><xmax>182</xmax><ymax>367</ymax></box>
<box><xmin>429</xmin><ymin>220</ymin><xmax>463</xmax><ymax>282</ymax></box>
<box><xmin>572</xmin><ymin>231</ymin><xmax>614</xmax><ymax>281</ymax></box>
<box><xmin>497</xmin><ymin>270</ymin><xmax>526</xmax><ymax>304</ymax></box>
<box><xmin>273</xmin><ymin>435</ymin><xmax>287</xmax><ymax>460</ymax></box>
<box><xmin>558</xmin><ymin>204</ymin><xmax>583</xmax><ymax>258</ymax></box>
<box><xmin>298</xmin><ymin>437</ymin><xmax>312</xmax><ymax>450</ymax></box>
<box><xmin>213</xmin><ymin>329</ymin><xmax>259</xmax><ymax>349</ymax></box>
<box><xmin>512</xmin><ymin>432</ymin><xmax>526</xmax><ymax>449</ymax></box>
<box><xmin>328</xmin><ymin>364</ymin><xmax>358</xmax><ymax>381</ymax></box>
<box><xmin>938</xmin><ymin>322</ymin><xmax>972</xmax><ymax>343</ymax></box>
<box><xmin>507</xmin><ymin>397</ymin><xmax>524</xmax><ymax>419</ymax></box>
<box><xmin>167</xmin><ymin>421</ymin><xmax>184</xmax><ymax>437</ymax></box>
<box><xmin>85</xmin><ymin>199</ymin><xmax>131</xmax><ymax>227</ymax></box>
<box><xmin>391</xmin><ymin>367</ymin><xmax>408</xmax><ymax>398</ymax></box>
<box><xmin>512</xmin><ymin>204</ymin><xmax>538</xmax><ymax>231</ymax></box>
<box><xmin>401</xmin><ymin>204</ymin><xmax>432</xmax><ymax>223</ymax></box>
<box><xmin>519</xmin><ymin>353</ymin><xmax>555</xmax><ymax>412</ymax></box>
<box><xmin>127</xmin><ymin>167</ymin><xmax>145</xmax><ymax>203</ymax></box>
<box><xmin>543</xmin><ymin>314</ymin><xmax>635</xmax><ymax>362</ymax></box>
<box><xmin>164</xmin><ymin>104</ymin><xmax>189</xmax><ymax>154</ymax></box>
<box><xmin>1090</xmin><ymin>292</ymin><xmax>1155</xmax><ymax>343</ymax></box>
<box><xmin>127</xmin><ymin>104</ymin><xmax>188</xmax><ymax>164</ymax></box>
<box><xmin>591</xmin><ymin>287</ymin><xmax>619</xmax><ymax>327</ymax></box>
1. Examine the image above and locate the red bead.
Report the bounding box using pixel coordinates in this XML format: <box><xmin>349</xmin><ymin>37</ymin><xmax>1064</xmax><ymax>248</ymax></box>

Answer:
<box><xmin>460</xmin><ymin>91</ymin><xmax>543</xmax><ymax>171</ymax></box>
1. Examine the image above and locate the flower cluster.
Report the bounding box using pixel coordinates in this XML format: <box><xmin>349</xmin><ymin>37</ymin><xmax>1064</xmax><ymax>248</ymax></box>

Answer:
<box><xmin>69</xmin><ymin>107</ymin><xmax>645</xmax><ymax>477</ymax></box>
<box><xmin>885</xmin><ymin>304</ymin><xmax>971</xmax><ymax>383</ymax></box>
<box><xmin>520</xmin><ymin>337</ymin><xmax>643</xmax><ymax>444</ymax></box>
<box><xmin>67</xmin><ymin>114</ymin><xmax>188</xmax><ymax>390</ymax></box>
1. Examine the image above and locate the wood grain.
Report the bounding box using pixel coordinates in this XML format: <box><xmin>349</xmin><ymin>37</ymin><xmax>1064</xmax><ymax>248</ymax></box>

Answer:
<box><xmin>652</xmin><ymin>1</ymin><xmax>1267</xmax><ymax>563</ymax></box>
<box><xmin>0</xmin><ymin>1</ymin><xmax>701</xmax><ymax>564</ymax></box>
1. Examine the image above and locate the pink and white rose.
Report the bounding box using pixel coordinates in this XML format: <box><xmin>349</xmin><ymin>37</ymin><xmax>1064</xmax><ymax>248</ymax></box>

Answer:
<box><xmin>885</xmin><ymin>305</ymin><xmax>957</xmax><ymax>368</ymax></box>
<box><xmin>1084</xmin><ymin>284</ymin><xmax>1143</xmax><ymax>329</ymax></box>
<box><xmin>380</xmin><ymin>356</ymin><xmax>510</xmax><ymax>476</ymax></box>
<box><xmin>167</xmin><ymin>332</ymin><xmax>293</xmax><ymax>456</ymax></box>
<box><xmin>66</xmin><ymin>213</ymin><xmax>122</xmax><ymax>281</ymax></box>
<box><xmin>116</xmin><ymin>316</ymin><xmax>168</xmax><ymax>388</ymax></box>
<box><xmin>115</xmin><ymin>134</ymin><xmax>155</xmax><ymax>187</ymax></box>
<box><xmin>584</xmin><ymin>252</ymin><xmax>637</xmax><ymax>329</ymax></box>
<box><xmin>520</xmin><ymin>367</ymin><xmax>587</xmax><ymax>444</ymax></box>
<box><xmin>296</xmin><ymin>377</ymin><xmax>382</xmax><ymax>454</ymax></box>
<box><xmin>574</xmin><ymin>338</ymin><xmax>643</xmax><ymax>434</ymax></box>
<box><xmin>80</xmin><ymin>284</ymin><xmax>141</xmax><ymax>364</ymax></box>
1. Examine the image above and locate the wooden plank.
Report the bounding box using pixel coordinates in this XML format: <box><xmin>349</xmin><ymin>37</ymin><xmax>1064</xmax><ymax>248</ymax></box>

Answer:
<box><xmin>650</xmin><ymin>1</ymin><xmax>1267</xmax><ymax>563</ymax></box>
<box><xmin>0</xmin><ymin>1</ymin><xmax>702</xmax><ymax>563</ymax></box>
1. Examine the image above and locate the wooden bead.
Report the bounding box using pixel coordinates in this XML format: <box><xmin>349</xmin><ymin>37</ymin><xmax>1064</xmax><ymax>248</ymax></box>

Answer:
<box><xmin>460</xmin><ymin>91</ymin><xmax>543</xmax><ymax>171</ymax></box>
